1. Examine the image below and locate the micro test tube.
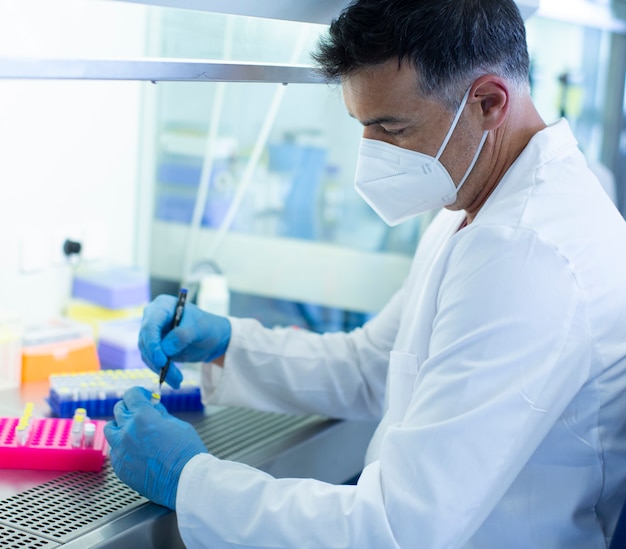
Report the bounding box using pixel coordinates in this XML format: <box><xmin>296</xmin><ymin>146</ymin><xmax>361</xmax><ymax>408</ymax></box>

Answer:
<box><xmin>15</xmin><ymin>423</ymin><xmax>29</xmax><ymax>446</ymax></box>
<box><xmin>150</xmin><ymin>391</ymin><xmax>161</xmax><ymax>405</ymax></box>
<box><xmin>83</xmin><ymin>422</ymin><xmax>96</xmax><ymax>448</ymax></box>
<box><xmin>70</xmin><ymin>412</ymin><xmax>85</xmax><ymax>448</ymax></box>
<box><xmin>16</xmin><ymin>402</ymin><xmax>35</xmax><ymax>445</ymax></box>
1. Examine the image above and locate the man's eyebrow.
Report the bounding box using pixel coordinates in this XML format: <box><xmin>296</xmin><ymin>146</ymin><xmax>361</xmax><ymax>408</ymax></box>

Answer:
<box><xmin>348</xmin><ymin>113</ymin><xmax>409</xmax><ymax>127</ymax></box>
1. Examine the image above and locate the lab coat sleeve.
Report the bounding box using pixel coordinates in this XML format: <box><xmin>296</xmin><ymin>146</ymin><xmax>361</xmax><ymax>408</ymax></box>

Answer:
<box><xmin>177</xmin><ymin>455</ymin><xmax>399</xmax><ymax>549</ymax></box>
<box><xmin>177</xmin><ymin>225</ymin><xmax>591</xmax><ymax>548</ymax></box>
<box><xmin>199</xmin><ymin>288</ymin><xmax>404</xmax><ymax>420</ymax></box>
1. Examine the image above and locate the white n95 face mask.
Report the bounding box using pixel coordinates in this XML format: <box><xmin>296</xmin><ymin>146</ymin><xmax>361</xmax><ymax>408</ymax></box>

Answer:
<box><xmin>354</xmin><ymin>88</ymin><xmax>489</xmax><ymax>226</ymax></box>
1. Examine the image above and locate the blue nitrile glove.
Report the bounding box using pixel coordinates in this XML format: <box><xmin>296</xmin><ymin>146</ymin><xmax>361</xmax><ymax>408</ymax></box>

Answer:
<box><xmin>103</xmin><ymin>386</ymin><xmax>209</xmax><ymax>510</ymax></box>
<box><xmin>139</xmin><ymin>294</ymin><xmax>232</xmax><ymax>388</ymax></box>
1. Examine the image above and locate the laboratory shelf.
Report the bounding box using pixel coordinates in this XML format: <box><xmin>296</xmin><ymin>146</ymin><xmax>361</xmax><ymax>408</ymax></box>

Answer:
<box><xmin>0</xmin><ymin>58</ymin><xmax>324</xmax><ymax>84</ymax></box>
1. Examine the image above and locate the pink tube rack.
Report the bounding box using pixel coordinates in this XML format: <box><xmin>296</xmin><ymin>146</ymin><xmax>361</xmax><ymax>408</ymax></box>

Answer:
<box><xmin>0</xmin><ymin>417</ymin><xmax>108</xmax><ymax>472</ymax></box>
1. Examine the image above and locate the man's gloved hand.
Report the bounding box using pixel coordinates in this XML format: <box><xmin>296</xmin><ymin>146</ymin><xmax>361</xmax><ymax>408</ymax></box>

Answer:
<box><xmin>104</xmin><ymin>386</ymin><xmax>209</xmax><ymax>510</ymax></box>
<box><xmin>139</xmin><ymin>294</ymin><xmax>232</xmax><ymax>388</ymax></box>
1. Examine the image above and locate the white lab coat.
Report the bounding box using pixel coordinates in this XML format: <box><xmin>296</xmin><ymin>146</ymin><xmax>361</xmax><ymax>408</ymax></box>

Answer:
<box><xmin>176</xmin><ymin>119</ymin><xmax>626</xmax><ymax>548</ymax></box>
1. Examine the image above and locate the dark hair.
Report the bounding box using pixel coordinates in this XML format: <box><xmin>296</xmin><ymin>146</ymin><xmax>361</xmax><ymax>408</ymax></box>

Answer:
<box><xmin>312</xmin><ymin>0</ymin><xmax>530</xmax><ymax>109</ymax></box>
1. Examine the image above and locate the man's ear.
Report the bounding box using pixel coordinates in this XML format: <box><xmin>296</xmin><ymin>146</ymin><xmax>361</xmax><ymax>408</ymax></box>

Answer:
<box><xmin>469</xmin><ymin>75</ymin><xmax>510</xmax><ymax>131</ymax></box>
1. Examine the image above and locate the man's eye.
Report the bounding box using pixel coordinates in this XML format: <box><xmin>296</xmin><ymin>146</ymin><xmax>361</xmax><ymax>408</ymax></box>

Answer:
<box><xmin>380</xmin><ymin>126</ymin><xmax>405</xmax><ymax>136</ymax></box>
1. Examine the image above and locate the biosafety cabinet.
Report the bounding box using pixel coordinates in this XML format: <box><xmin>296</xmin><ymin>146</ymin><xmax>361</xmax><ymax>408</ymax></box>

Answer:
<box><xmin>135</xmin><ymin>0</ymin><xmax>625</xmax><ymax>327</ymax></box>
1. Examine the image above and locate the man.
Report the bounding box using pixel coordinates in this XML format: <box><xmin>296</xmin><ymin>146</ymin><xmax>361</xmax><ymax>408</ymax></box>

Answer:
<box><xmin>104</xmin><ymin>1</ymin><xmax>626</xmax><ymax>547</ymax></box>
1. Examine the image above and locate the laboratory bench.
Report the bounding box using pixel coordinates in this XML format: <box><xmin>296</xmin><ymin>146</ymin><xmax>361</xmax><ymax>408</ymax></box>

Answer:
<box><xmin>0</xmin><ymin>381</ymin><xmax>377</xmax><ymax>548</ymax></box>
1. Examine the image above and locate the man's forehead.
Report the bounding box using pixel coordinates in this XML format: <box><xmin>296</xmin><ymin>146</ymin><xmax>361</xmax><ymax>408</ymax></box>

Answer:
<box><xmin>341</xmin><ymin>62</ymin><xmax>424</xmax><ymax>122</ymax></box>
<box><xmin>343</xmin><ymin>60</ymin><xmax>420</xmax><ymax>90</ymax></box>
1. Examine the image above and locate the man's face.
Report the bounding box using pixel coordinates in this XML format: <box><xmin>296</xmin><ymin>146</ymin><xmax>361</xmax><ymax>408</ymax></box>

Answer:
<box><xmin>342</xmin><ymin>60</ymin><xmax>481</xmax><ymax>190</ymax></box>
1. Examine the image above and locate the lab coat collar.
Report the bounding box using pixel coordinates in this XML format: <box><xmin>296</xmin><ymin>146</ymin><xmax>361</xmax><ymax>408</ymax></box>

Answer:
<box><xmin>524</xmin><ymin>118</ymin><xmax>578</xmax><ymax>164</ymax></box>
<box><xmin>475</xmin><ymin>118</ymin><xmax>578</xmax><ymax>218</ymax></box>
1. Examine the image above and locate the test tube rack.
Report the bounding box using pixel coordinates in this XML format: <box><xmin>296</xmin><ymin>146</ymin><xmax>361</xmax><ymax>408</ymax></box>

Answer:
<box><xmin>48</xmin><ymin>368</ymin><xmax>204</xmax><ymax>418</ymax></box>
<box><xmin>0</xmin><ymin>416</ymin><xmax>108</xmax><ymax>472</ymax></box>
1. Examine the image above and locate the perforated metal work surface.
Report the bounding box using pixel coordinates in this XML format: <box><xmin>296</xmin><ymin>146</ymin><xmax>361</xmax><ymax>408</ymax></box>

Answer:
<box><xmin>196</xmin><ymin>407</ymin><xmax>329</xmax><ymax>461</ymax></box>
<box><xmin>0</xmin><ymin>407</ymin><xmax>330</xmax><ymax>546</ymax></box>
<box><xmin>0</xmin><ymin>524</ymin><xmax>60</xmax><ymax>548</ymax></box>
<box><xmin>0</xmin><ymin>461</ymin><xmax>145</xmax><ymax>543</ymax></box>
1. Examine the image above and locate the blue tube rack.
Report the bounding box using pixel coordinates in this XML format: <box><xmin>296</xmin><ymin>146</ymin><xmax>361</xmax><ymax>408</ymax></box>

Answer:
<box><xmin>48</xmin><ymin>368</ymin><xmax>204</xmax><ymax>418</ymax></box>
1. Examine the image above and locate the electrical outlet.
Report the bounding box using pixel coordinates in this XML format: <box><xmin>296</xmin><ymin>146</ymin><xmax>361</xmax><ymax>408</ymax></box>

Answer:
<box><xmin>50</xmin><ymin>227</ymin><xmax>83</xmax><ymax>267</ymax></box>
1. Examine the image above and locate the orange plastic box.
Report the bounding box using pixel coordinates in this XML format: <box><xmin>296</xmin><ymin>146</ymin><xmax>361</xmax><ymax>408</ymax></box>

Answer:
<box><xmin>21</xmin><ymin>318</ymin><xmax>100</xmax><ymax>384</ymax></box>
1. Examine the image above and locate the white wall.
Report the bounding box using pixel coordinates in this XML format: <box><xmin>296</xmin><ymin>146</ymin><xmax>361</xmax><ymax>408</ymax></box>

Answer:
<box><xmin>0</xmin><ymin>1</ymin><xmax>148</xmax><ymax>320</ymax></box>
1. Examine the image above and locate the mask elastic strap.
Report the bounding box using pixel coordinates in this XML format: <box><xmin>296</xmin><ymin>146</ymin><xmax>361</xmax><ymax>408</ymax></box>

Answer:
<box><xmin>434</xmin><ymin>87</ymin><xmax>472</xmax><ymax>161</ymax></box>
<box><xmin>456</xmin><ymin>130</ymin><xmax>489</xmax><ymax>192</ymax></box>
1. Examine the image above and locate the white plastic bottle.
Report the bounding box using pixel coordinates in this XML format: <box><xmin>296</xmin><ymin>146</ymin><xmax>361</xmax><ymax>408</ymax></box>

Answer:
<box><xmin>196</xmin><ymin>273</ymin><xmax>230</xmax><ymax>317</ymax></box>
